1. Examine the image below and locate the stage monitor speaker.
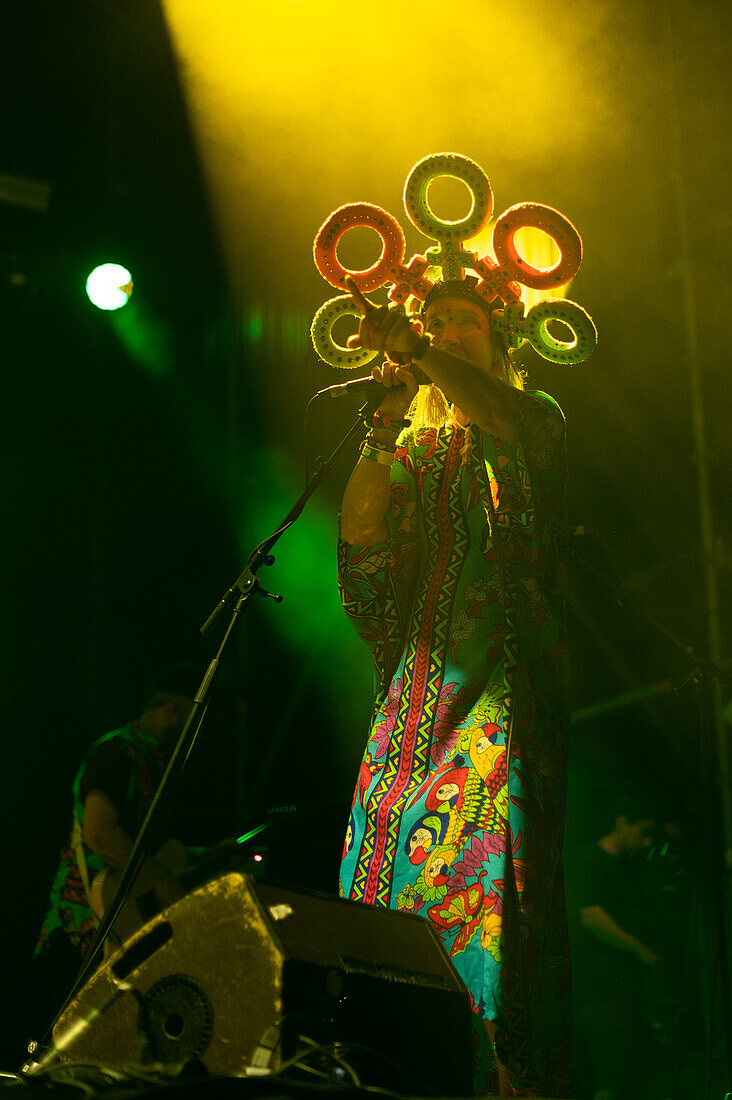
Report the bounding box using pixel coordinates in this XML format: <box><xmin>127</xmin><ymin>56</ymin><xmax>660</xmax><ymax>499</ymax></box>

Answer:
<box><xmin>51</xmin><ymin>873</ymin><xmax>473</xmax><ymax>1095</ymax></box>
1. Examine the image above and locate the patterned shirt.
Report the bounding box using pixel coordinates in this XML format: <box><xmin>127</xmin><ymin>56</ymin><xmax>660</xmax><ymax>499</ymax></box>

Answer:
<box><xmin>338</xmin><ymin>390</ymin><xmax>571</xmax><ymax>1096</ymax></box>
<box><xmin>35</xmin><ymin>723</ymin><xmax>170</xmax><ymax>958</ymax></box>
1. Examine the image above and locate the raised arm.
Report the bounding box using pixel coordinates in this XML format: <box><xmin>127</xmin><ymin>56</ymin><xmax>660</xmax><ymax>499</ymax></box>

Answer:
<box><xmin>340</xmin><ymin>360</ymin><xmax>418</xmax><ymax>545</ymax></box>
<box><xmin>419</xmin><ymin>335</ymin><xmax>518</xmax><ymax>443</ymax></box>
<box><xmin>345</xmin><ymin>277</ymin><xmax>517</xmax><ymax>444</ymax></box>
<box><xmin>339</xmin><ymin>278</ymin><xmax>424</xmax><ymax>545</ymax></box>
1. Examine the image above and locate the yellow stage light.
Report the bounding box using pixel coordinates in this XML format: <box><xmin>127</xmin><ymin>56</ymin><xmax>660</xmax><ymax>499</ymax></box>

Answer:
<box><xmin>162</xmin><ymin>0</ymin><xmax>611</xmax><ymax>304</ymax></box>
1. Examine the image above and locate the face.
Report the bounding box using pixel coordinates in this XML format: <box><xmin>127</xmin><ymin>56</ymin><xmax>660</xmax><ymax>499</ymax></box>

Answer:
<box><xmin>424</xmin><ymin>297</ymin><xmax>498</xmax><ymax>374</ymax></box>
<box><xmin>409</xmin><ymin>827</ymin><xmax>432</xmax><ymax>854</ymax></box>
<box><xmin>616</xmin><ymin>816</ymin><xmax>656</xmax><ymax>854</ymax></box>
<box><xmin>436</xmin><ymin>782</ymin><xmax>459</xmax><ymax>802</ymax></box>
<box><xmin>427</xmin><ymin>855</ymin><xmax>444</xmax><ymax>877</ymax></box>
<box><xmin>157</xmin><ymin>698</ymin><xmax>193</xmax><ymax>742</ymax></box>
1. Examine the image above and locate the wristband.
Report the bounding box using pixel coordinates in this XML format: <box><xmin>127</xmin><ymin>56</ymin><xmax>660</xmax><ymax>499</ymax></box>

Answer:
<box><xmin>360</xmin><ymin>441</ymin><xmax>395</xmax><ymax>465</ymax></box>
<box><xmin>364</xmin><ymin>434</ymin><xmax>396</xmax><ymax>453</ymax></box>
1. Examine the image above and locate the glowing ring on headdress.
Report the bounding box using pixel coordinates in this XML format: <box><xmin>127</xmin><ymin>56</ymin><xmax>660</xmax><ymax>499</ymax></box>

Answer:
<box><xmin>310</xmin><ymin>295</ymin><xmax>379</xmax><ymax>369</ymax></box>
<box><xmin>404</xmin><ymin>153</ymin><xmax>494</xmax><ymax>242</ymax></box>
<box><xmin>313</xmin><ymin>203</ymin><xmax>405</xmax><ymax>293</ymax></box>
<box><xmin>492</xmin><ymin>203</ymin><xmax>583</xmax><ymax>290</ymax></box>
<box><xmin>495</xmin><ymin>299</ymin><xmax>597</xmax><ymax>364</ymax></box>
<box><xmin>527</xmin><ymin>299</ymin><xmax>597</xmax><ymax>363</ymax></box>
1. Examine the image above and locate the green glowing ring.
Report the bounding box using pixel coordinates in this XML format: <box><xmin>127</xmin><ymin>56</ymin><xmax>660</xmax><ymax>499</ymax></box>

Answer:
<box><xmin>310</xmin><ymin>295</ymin><xmax>379</xmax><ymax>369</ymax></box>
<box><xmin>404</xmin><ymin>153</ymin><xmax>494</xmax><ymax>242</ymax></box>
<box><xmin>524</xmin><ymin>299</ymin><xmax>597</xmax><ymax>364</ymax></box>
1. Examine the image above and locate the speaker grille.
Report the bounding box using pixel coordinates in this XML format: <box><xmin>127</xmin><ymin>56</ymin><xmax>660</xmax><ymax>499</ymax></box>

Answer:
<box><xmin>143</xmin><ymin>974</ymin><xmax>214</xmax><ymax>1062</ymax></box>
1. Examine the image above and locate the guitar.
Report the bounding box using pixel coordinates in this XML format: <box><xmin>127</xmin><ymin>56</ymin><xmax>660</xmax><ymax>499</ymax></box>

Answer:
<box><xmin>88</xmin><ymin>838</ymin><xmax>188</xmax><ymax>951</ymax></box>
<box><xmin>88</xmin><ymin>832</ymin><xmax>262</xmax><ymax>950</ymax></box>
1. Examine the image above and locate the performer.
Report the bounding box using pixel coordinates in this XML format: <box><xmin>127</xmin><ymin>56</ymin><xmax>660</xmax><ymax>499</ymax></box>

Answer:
<box><xmin>572</xmin><ymin>813</ymin><xmax>664</xmax><ymax>1100</ymax></box>
<box><xmin>31</xmin><ymin>666</ymin><xmax>197</xmax><ymax>1024</ymax></box>
<box><xmin>338</xmin><ymin>277</ymin><xmax>571</xmax><ymax>1096</ymax></box>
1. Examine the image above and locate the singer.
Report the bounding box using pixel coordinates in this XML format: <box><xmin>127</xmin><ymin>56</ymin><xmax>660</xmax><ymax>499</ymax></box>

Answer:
<box><xmin>338</xmin><ymin>277</ymin><xmax>571</xmax><ymax>1097</ymax></box>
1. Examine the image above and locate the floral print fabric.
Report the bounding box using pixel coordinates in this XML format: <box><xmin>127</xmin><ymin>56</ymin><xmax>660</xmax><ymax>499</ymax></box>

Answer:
<box><xmin>338</xmin><ymin>390</ymin><xmax>571</xmax><ymax>1096</ymax></box>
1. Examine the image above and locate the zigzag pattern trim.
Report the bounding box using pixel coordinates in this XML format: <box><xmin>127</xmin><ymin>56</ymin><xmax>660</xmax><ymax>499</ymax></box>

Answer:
<box><xmin>352</xmin><ymin>428</ymin><xmax>469</xmax><ymax>905</ymax></box>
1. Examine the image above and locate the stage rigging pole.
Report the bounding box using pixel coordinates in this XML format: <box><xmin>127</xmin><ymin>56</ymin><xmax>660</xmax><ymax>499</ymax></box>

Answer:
<box><xmin>664</xmin><ymin>10</ymin><xmax>729</xmax><ymax>863</ymax></box>
<box><xmin>664</xmin><ymin>3</ymin><xmax>731</xmax><ymax>1093</ymax></box>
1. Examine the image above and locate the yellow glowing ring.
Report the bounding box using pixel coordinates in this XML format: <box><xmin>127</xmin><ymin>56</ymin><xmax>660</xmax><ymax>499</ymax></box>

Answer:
<box><xmin>492</xmin><ymin>203</ymin><xmax>583</xmax><ymax>290</ymax></box>
<box><xmin>404</xmin><ymin>153</ymin><xmax>494</xmax><ymax>242</ymax></box>
<box><xmin>524</xmin><ymin>299</ymin><xmax>597</xmax><ymax>364</ymax></box>
<box><xmin>313</xmin><ymin>203</ymin><xmax>405</xmax><ymax>293</ymax></box>
<box><xmin>310</xmin><ymin>295</ymin><xmax>379</xmax><ymax>369</ymax></box>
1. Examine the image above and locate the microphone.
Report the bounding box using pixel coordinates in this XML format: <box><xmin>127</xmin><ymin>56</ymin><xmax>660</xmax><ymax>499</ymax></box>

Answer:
<box><xmin>316</xmin><ymin>365</ymin><xmax>432</xmax><ymax>399</ymax></box>
<box><xmin>23</xmin><ymin>987</ymin><xmax>128</xmax><ymax>1075</ymax></box>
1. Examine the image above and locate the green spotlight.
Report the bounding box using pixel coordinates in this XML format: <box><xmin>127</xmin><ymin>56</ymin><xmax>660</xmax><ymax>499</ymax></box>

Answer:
<box><xmin>86</xmin><ymin>263</ymin><xmax>133</xmax><ymax>310</ymax></box>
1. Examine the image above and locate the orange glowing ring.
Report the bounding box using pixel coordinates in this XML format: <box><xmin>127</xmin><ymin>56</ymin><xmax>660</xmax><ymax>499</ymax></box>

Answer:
<box><xmin>404</xmin><ymin>153</ymin><xmax>494</xmax><ymax>242</ymax></box>
<box><xmin>492</xmin><ymin>203</ymin><xmax>583</xmax><ymax>290</ymax></box>
<box><xmin>310</xmin><ymin>295</ymin><xmax>379</xmax><ymax>369</ymax></box>
<box><xmin>524</xmin><ymin>299</ymin><xmax>597</xmax><ymax>364</ymax></box>
<box><xmin>313</xmin><ymin>203</ymin><xmax>405</xmax><ymax>293</ymax></box>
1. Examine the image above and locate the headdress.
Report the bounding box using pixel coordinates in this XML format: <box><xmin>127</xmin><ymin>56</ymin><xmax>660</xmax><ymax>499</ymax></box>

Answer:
<box><xmin>310</xmin><ymin>152</ymin><xmax>597</xmax><ymax>370</ymax></box>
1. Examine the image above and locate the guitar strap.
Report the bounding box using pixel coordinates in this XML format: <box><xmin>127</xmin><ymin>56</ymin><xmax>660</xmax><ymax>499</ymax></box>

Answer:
<box><xmin>71</xmin><ymin>808</ymin><xmax>99</xmax><ymax>928</ymax></box>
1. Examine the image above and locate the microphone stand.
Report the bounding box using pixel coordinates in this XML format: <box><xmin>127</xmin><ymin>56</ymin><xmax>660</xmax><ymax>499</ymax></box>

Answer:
<box><xmin>24</xmin><ymin>395</ymin><xmax>377</xmax><ymax>1075</ymax></box>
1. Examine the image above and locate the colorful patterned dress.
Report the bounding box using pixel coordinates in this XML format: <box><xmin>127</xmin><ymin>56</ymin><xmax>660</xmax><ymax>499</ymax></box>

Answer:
<box><xmin>338</xmin><ymin>390</ymin><xmax>571</xmax><ymax>1096</ymax></box>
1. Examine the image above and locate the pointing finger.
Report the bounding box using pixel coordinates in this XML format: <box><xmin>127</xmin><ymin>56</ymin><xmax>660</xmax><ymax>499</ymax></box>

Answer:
<box><xmin>345</xmin><ymin>276</ymin><xmax>375</xmax><ymax>317</ymax></box>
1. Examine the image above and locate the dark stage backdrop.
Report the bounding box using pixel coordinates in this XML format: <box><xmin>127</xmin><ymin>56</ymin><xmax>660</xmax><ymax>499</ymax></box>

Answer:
<box><xmin>1</xmin><ymin>1</ymin><xmax>729</xmax><ymax>1092</ymax></box>
<box><xmin>1</xmin><ymin>0</ymin><xmax>348</xmax><ymax>1061</ymax></box>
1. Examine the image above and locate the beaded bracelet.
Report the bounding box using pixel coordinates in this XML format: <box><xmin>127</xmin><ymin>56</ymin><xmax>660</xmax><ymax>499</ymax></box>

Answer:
<box><xmin>360</xmin><ymin>441</ymin><xmax>394</xmax><ymax>466</ymax></box>
<box><xmin>364</xmin><ymin>434</ymin><xmax>396</xmax><ymax>453</ymax></box>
